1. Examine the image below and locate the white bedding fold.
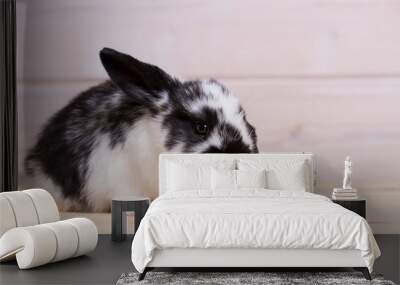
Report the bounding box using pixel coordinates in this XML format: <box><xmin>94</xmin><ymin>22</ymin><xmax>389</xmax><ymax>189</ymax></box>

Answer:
<box><xmin>131</xmin><ymin>190</ymin><xmax>380</xmax><ymax>273</ymax></box>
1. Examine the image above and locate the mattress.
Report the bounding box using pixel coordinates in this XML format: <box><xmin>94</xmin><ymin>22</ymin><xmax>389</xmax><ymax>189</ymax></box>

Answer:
<box><xmin>131</xmin><ymin>190</ymin><xmax>380</xmax><ymax>273</ymax></box>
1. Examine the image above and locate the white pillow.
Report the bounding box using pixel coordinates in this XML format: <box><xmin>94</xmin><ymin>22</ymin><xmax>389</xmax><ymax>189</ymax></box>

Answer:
<box><xmin>236</xmin><ymin>169</ymin><xmax>267</xmax><ymax>189</ymax></box>
<box><xmin>211</xmin><ymin>168</ymin><xmax>268</xmax><ymax>191</ymax></box>
<box><xmin>167</xmin><ymin>162</ymin><xmax>211</xmax><ymax>191</ymax></box>
<box><xmin>211</xmin><ymin>168</ymin><xmax>236</xmax><ymax>190</ymax></box>
<box><xmin>166</xmin><ymin>159</ymin><xmax>235</xmax><ymax>193</ymax></box>
<box><xmin>237</xmin><ymin>159</ymin><xmax>309</xmax><ymax>191</ymax></box>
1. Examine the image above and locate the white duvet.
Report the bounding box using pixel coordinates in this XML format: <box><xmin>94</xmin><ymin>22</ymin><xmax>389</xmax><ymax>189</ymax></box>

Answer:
<box><xmin>131</xmin><ymin>190</ymin><xmax>380</xmax><ymax>272</ymax></box>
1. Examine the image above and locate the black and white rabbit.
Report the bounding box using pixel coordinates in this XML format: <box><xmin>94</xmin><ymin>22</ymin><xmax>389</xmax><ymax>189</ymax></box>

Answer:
<box><xmin>25</xmin><ymin>48</ymin><xmax>258</xmax><ymax>212</ymax></box>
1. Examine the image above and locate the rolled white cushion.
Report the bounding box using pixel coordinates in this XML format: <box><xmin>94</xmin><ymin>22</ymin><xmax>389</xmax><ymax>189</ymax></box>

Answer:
<box><xmin>23</xmin><ymin>189</ymin><xmax>59</xmax><ymax>223</ymax></box>
<box><xmin>0</xmin><ymin>196</ymin><xmax>17</xmax><ymax>237</ymax></box>
<box><xmin>63</xmin><ymin>218</ymin><xmax>98</xmax><ymax>257</ymax></box>
<box><xmin>0</xmin><ymin>189</ymin><xmax>59</xmax><ymax>238</ymax></box>
<box><xmin>0</xmin><ymin>218</ymin><xmax>98</xmax><ymax>269</ymax></box>
<box><xmin>42</xmin><ymin>221</ymin><xmax>79</xmax><ymax>262</ymax></box>
<box><xmin>0</xmin><ymin>192</ymin><xmax>39</xmax><ymax>227</ymax></box>
<box><xmin>0</xmin><ymin>226</ymin><xmax>57</xmax><ymax>269</ymax></box>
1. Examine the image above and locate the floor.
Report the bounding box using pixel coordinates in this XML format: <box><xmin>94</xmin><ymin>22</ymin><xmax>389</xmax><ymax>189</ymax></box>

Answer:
<box><xmin>0</xmin><ymin>235</ymin><xmax>399</xmax><ymax>285</ymax></box>
<box><xmin>0</xmin><ymin>236</ymin><xmax>133</xmax><ymax>285</ymax></box>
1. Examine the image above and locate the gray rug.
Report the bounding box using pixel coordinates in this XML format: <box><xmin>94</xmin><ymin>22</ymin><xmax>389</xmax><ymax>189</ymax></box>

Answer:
<box><xmin>116</xmin><ymin>272</ymin><xmax>396</xmax><ymax>285</ymax></box>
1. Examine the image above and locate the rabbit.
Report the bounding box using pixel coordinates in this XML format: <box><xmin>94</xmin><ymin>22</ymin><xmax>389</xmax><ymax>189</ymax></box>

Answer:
<box><xmin>25</xmin><ymin>48</ymin><xmax>258</xmax><ymax>212</ymax></box>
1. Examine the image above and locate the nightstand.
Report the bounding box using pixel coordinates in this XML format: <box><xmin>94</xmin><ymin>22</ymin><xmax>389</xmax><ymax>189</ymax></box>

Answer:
<box><xmin>332</xmin><ymin>199</ymin><xmax>366</xmax><ymax>218</ymax></box>
<box><xmin>111</xmin><ymin>196</ymin><xmax>150</xmax><ymax>242</ymax></box>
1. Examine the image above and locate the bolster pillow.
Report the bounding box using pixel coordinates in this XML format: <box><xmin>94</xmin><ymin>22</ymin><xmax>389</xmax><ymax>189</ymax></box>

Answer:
<box><xmin>0</xmin><ymin>218</ymin><xmax>98</xmax><ymax>269</ymax></box>
<box><xmin>0</xmin><ymin>189</ymin><xmax>60</xmax><ymax>237</ymax></box>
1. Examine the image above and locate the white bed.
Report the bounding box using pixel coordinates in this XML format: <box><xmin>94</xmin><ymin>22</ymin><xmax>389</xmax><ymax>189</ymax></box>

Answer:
<box><xmin>131</xmin><ymin>153</ymin><xmax>380</xmax><ymax>280</ymax></box>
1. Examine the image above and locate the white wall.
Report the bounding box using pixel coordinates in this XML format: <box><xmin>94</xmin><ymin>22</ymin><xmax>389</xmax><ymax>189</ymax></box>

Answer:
<box><xmin>17</xmin><ymin>0</ymin><xmax>400</xmax><ymax>233</ymax></box>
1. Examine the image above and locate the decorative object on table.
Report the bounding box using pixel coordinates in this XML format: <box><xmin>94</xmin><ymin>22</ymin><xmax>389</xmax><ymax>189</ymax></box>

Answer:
<box><xmin>343</xmin><ymin>155</ymin><xmax>353</xmax><ymax>189</ymax></box>
<box><xmin>116</xmin><ymin>271</ymin><xmax>393</xmax><ymax>285</ymax></box>
<box><xmin>112</xmin><ymin>196</ymin><xmax>150</xmax><ymax>242</ymax></box>
<box><xmin>0</xmin><ymin>189</ymin><xmax>98</xmax><ymax>269</ymax></box>
<box><xmin>332</xmin><ymin>199</ymin><xmax>366</xmax><ymax>219</ymax></box>
<box><xmin>332</xmin><ymin>156</ymin><xmax>358</xmax><ymax>200</ymax></box>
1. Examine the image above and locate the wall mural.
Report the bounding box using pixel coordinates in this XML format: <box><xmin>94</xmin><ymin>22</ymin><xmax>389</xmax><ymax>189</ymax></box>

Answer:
<box><xmin>16</xmin><ymin>1</ymin><xmax>400</xmax><ymax>232</ymax></box>
<box><xmin>25</xmin><ymin>48</ymin><xmax>258</xmax><ymax>212</ymax></box>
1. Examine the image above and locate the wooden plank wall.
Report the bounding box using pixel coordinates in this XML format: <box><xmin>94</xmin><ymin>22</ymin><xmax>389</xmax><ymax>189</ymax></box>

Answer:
<box><xmin>17</xmin><ymin>0</ymin><xmax>400</xmax><ymax>233</ymax></box>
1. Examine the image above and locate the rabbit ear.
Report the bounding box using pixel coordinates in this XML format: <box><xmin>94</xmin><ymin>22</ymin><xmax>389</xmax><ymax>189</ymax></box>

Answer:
<box><xmin>100</xmin><ymin>48</ymin><xmax>179</xmax><ymax>99</ymax></box>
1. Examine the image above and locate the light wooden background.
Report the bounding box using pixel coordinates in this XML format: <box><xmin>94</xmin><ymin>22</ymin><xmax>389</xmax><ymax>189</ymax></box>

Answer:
<box><xmin>16</xmin><ymin>0</ymin><xmax>400</xmax><ymax>233</ymax></box>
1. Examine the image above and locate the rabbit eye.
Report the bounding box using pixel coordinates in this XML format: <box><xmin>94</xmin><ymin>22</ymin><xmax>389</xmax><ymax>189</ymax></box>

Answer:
<box><xmin>195</xmin><ymin>123</ymin><xmax>209</xmax><ymax>135</ymax></box>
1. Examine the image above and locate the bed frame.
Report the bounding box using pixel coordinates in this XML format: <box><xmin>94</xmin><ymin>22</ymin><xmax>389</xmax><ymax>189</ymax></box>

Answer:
<box><xmin>138</xmin><ymin>153</ymin><xmax>371</xmax><ymax>281</ymax></box>
<box><xmin>140</xmin><ymin>248</ymin><xmax>370</xmax><ymax>280</ymax></box>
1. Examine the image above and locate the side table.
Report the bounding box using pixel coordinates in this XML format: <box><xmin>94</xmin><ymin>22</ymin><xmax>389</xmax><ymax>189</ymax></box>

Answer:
<box><xmin>112</xmin><ymin>196</ymin><xmax>150</xmax><ymax>242</ymax></box>
<box><xmin>332</xmin><ymin>199</ymin><xmax>366</xmax><ymax>219</ymax></box>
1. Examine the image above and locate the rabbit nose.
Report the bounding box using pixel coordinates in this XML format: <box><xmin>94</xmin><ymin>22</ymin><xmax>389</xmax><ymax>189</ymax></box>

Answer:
<box><xmin>202</xmin><ymin>146</ymin><xmax>222</xmax><ymax>153</ymax></box>
<box><xmin>222</xmin><ymin>141</ymin><xmax>251</xmax><ymax>153</ymax></box>
<box><xmin>203</xmin><ymin>141</ymin><xmax>252</xmax><ymax>154</ymax></box>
